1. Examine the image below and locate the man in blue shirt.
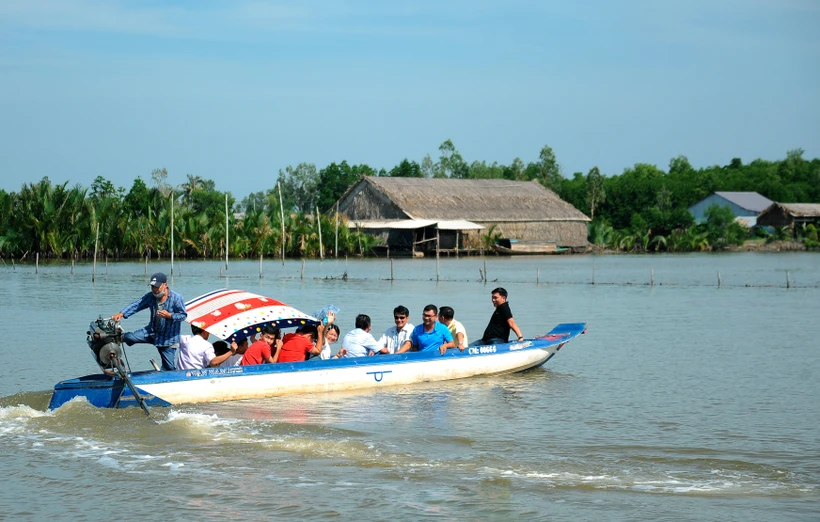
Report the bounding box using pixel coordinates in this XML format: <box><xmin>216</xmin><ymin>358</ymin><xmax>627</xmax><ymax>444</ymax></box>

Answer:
<box><xmin>397</xmin><ymin>304</ymin><xmax>454</xmax><ymax>355</ymax></box>
<box><xmin>112</xmin><ymin>272</ymin><xmax>187</xmax><ymax>371</ymax></box>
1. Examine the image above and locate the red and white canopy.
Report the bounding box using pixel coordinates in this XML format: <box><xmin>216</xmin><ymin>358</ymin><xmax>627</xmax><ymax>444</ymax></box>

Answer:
<box><xmin>185</xmin><ymin>289</ymin><xmax>319</xmax><ymax>342</ymax></box>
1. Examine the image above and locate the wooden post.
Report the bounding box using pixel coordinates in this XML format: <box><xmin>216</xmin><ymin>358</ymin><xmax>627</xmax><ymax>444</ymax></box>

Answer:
<box><xmin>317</xmin><ymin>206</ymin><xmax>324</xmax><ymax>260</ymax></box>
<box><xmin>170</xmin><ymin>193</ymin><xmax>175</xmax><ymax>276</ymax></box>
<box><xmin>259</xmin><ymin>254</ymin><xmax>263</xmax><ymax>279</ymax></box>
<box><xmin>224</xmin><ymin>193</ymin><xmax>229</xmax><ymax>272</ymax></box>
<box><xmin>390</xmin><ymin>259</ymin><xmax>394</xmax><ymax>281</ymax></box>
<box><xmin>92</xmin><ymin>223</ymin><xmax>99</xmax><ymax>282</ymax></box>
<box><xmin>717</xmin><ymin>271</ymin><xmax>722</xmax><ymax>288</ymax></box>
<box><xmin>483</xmin><ymin>259</ymin><xmax>487</xmax><ymax>284</ymax></box>
<box><xmin>71</xmin><ymin>258</ymin><xmax>75</xmax><ymax>275</ymax></box>
<box><xmin>335</xmin><ymin>202</ymin><xmax>339</xmax><ymax>259</ymax></box>
<box><xmin>650</xmin><ymin>268</ymin><xmax>654</xmax><ymax>286</ymax></box>
<box><xmin>537</xmin><ymin>268</ymin><xmax>540</xmax><ymax>284</ymax></box>
<box><xmin>36</xmin><ymin>252</ymin><xmax>39</xmax><ymax>274</ymax></box>
<box><xmin>786</xmin><ymin>271</ymin><xmax>790</xmax><ymax>289</ymax></box>
<box><xmin>301</xmin><ymin>259</ymin><xmax>305</xmax><ymax>280</ymax></box>
<box><xmin>105</xmin><ymin>254</ymin><xmax>108</xmax><ymax>276</ymax></box>
<box><xmin>436</xmin><ymin>229</ymin><xmax>440</xmax><ymax>282</ymax></box>
<box><xmin>278</xmin><ymin>182</ymin><xmax>286</xmax><ymax>265</ymax></box>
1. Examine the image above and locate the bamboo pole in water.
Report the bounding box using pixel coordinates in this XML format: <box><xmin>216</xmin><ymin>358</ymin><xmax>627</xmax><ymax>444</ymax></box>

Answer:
<box><xmin>36</xmin><ymin>252</ymin><xmax>39</xmax><ymax>274</ymax></box>
<box><xmin>92</xmin><ymin>223</ymin><xmax>99</xmax><ymax>282</ymax></box>
<box><xmin>278</xmin><ymin>182</ymin><xmax>286</xmax><ymax>265</ymax></box>
<box><xmin>171</xmin><ymin>193</ymin><xmax>175</xmax><ymax>276</ymax></box>
<box><xmin>224</xmin><ymin>194</ymin><xmax>229</xmax><ymax>272</ymax></box>
<box><xmin>317</xmin><ymin>206</ymin><xmax>324</xmax><ymax>260</ymax></box>
<box><xmin>301</xmin><ymin>259</ymin><xmax>305</xmax><ymax>280</ymax></box>
<box><xmin>335</xmin><ymin>202</ymin><xmax>339</xmax><ymax>259</ymax></box>
<box><xmin>436</xmin><ymin>229</ymin><xmax>440</xmax><ymax>282</ymax></box>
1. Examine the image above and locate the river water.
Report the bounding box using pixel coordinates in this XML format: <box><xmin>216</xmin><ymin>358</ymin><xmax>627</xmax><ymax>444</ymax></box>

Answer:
<box><xmin>1</xmin><ymin>253</ymin><xmax>818</xmax><ymax>521</ymax></box>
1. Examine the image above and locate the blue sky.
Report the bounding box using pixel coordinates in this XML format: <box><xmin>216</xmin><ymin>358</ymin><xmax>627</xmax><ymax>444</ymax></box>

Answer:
<box><xmin>1</xmin><ymin>0</ymin><xmax>818</xmax><ymax>198</ymax></box>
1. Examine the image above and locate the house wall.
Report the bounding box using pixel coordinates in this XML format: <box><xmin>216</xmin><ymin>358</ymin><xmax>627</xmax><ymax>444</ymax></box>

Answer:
<box><xmin>474</xmin><ymin>221</ymin><xmax>589</xmax><ymax>248</ymax></box>
<box><xmin>756</xmin><ymin>206</ymin><xmax>792</xmax><ymax>227</ymax></box>
<box><xmin>688</xmin><ymin>194</ymin><xmax>758</xmax><ymax>224</ymax></box>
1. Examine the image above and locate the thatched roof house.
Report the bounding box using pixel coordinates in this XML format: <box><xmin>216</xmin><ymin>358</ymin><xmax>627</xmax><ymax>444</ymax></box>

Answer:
<box><xmin>336</xmin><ymin>177</ymin><xmax>590</xmax><ymax>251</ymax></box>
<box><xmin>756</xmin><ymin>203</ymin><xmax>820</xmax><ymax>228</ymax></box>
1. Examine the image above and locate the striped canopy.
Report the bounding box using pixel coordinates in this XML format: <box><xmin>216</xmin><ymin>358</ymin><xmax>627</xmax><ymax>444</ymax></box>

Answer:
<box><xmin>185</xmin><ymin>289</ymin><xmax>319</xmax><ymax>342</ymax></box>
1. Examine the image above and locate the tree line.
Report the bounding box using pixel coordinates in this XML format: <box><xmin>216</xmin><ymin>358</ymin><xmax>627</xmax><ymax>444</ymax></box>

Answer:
<box><xmin>1</xmin><ymin>141</ymin><xmax>818</xmax><ymax>260</ymax></box>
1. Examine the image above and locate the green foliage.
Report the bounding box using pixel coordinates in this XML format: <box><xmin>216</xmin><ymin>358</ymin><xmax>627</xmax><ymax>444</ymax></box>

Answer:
<box><xmin>481</xmin><ymin>224</ymin><xmax>502</xmax><ymax>251</ymax></box>
<box><xmin>2</xmin><ymin>146</ymin><xmax>819</xmax><ymax>260</ymax></box>
<box><xmin>703</xmin><ymin>204</ymin><xmax>747</xmax><ymax>248</ymax></box>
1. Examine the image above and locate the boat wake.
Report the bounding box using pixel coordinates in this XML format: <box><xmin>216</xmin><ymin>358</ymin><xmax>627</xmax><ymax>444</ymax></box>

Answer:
<box><xmin>0</xmin><ymin>399</ymin><xmax>815</xmax><ymax>498</ymax></box>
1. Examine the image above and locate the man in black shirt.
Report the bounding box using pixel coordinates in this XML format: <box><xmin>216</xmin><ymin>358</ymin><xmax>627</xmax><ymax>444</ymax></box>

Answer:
<box><xmin>476</xmin><ymin>287</ymin><xmax>524</xmax><ymax>345</ymax></box>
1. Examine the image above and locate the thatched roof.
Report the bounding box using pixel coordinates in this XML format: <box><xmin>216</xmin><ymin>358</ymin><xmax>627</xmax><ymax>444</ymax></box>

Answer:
<box><xmin>777</xmin><ymin>203</ymin><xmax>820</xmax><ymax>217</ymax></box>
<box><xmin>339</xmin><ymin>177</ymin><xmax>590</xmax><ymax>222</ymax></box>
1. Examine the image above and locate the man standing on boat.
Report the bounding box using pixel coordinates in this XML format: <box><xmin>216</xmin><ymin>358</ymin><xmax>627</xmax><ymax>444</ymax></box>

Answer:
<box><xmin>397</xmin><ymin>304</ymin><xmax>454</xmax><ymax>355</ymax></box>
<box><xmin>473</xmin><ymin>287</ymin><xmax>523</xmax><ymax>346</ymax></box>
<box><xmin>111</xmin><ymin>272</ymin><xmax>187</xmax><ymax>371</ymax></box>
<box><xmin>377</xmin><ymin>305</ymin><xmax>414</xmax><ymax>354</ymax></box>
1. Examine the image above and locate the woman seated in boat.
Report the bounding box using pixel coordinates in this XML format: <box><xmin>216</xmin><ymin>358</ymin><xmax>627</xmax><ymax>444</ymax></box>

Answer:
<box><xmin>316</xmin><ymin>323</ymin><xmax>340</xmax><ymax>360</ymax></box>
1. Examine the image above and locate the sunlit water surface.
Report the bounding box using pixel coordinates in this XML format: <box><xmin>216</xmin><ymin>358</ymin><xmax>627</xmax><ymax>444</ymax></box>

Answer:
<box><xmin>1</xmin><ymin>254</ymin><xmax>818</xmax><ymax>521</ymax></box>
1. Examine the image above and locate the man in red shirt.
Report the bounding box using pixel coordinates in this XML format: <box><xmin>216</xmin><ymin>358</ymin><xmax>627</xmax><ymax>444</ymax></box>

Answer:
<box><xmin>240</xmin><ymin>326</ymin><xmax>281</xmax><ymax>365</ymax></box>
<box><xmin>277</xmin><ymin>324</ymin><xmax>325</xmax><ymax>363</ymax></box>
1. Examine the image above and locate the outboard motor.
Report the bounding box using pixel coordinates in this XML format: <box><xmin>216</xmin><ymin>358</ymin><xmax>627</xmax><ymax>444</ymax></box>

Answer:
<box><xmin>86</xmin><ymin>316</ymin><xmax>151</xmax><ymax>417</ymax></box>
<box><xmin>87</xmin><ymin>316</ymin><xmax>124</xmax><ymax>368</ymax></box>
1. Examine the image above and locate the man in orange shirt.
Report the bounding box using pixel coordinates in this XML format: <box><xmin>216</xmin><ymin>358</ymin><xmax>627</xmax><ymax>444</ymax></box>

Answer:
<box><xmin>277</xmin><ymin>324</ymin><xmax>325</xmax><ymax>363</ymax></box>
<box><xmin>240</xmin><ymin>326</ymin><xmax>281</xmax><ymax>365</ymax></box>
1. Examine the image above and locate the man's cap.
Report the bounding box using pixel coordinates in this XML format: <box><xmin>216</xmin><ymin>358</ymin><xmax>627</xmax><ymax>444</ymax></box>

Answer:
<box><xmin>149</xmin><ymin>272</ymin><xmax>167</xmax><ymax>287</ymax></box>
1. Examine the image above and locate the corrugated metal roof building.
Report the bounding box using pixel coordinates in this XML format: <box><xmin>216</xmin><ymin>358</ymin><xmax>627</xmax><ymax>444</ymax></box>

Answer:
<box><xmin>688</xmin><ymin>192</ymin><xmax>773</xmax><ymax>224</ymax></box>
<box><xmin>335</xmin><ymin>177</ymin><xmax>591</xmax><ymax>253</ymax></box>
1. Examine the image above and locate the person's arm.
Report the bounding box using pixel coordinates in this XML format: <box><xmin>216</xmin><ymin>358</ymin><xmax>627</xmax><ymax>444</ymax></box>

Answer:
<box><xmin>209</xmin><ymin>343</ymin><xmax>237</xmax><ymax>367</ymax></box>
<box><xmin>269</xmin><ymin>339</ymin><xmax>283</xmax><ymax>363</ymax></box>
<box><xmin>365</xmin><ymin>334</ymin><xmax>388</xmax><ymax>355</ymax></box>
<box><xmin>396</xmin><ymin>339</ymin><xmax>413</xmax><ymax>354</ymax></box>
<box><xmin>455</xmin><ymin>332</ymin><xmax>465</xmax><ymax>351</ymax></box>
<box><xmin>508</xmin><ymin>317</ymin><xmax>523</xmax><ymax>340</ymax></box>
<box><xmin>308</xmin><ymin>325</ymin><xmax>326</xmax><ymax>355</ymax></box>
<box><xmin>113</xmin><ymin>294</ymin><xmax>150</xmax><ymax>321</ymax></box>
<box><xmin>438</xmin><ymin>329</ymin><xmax>455</xmax><ymax>355</ymax></box>
<box><xmin>158</xmin><ymin>293</ymin><xmax>187</xmax><ymax>321</ymax></box>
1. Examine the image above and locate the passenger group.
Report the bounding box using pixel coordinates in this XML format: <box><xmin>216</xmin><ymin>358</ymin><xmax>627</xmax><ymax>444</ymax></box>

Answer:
<box><xmin>112</xmin><ymin>273</ymin><xmax>523</xmax><ymax>372</ymax></box>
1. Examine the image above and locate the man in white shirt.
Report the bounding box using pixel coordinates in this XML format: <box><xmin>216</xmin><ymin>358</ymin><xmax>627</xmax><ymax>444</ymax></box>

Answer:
<box><xmin>336</xmin><ymin>314</ymin><xmax>385</xmax><ymax>358</ymax></box>
<box><xmin>178</xmin><ymin>325</ymin><xmax>236</xmax><ymax>370</ymax></box>
<box><xmin>377</xmin><ymin>305</ymin><xmax>414</xmax><ymax>354</ymax></box>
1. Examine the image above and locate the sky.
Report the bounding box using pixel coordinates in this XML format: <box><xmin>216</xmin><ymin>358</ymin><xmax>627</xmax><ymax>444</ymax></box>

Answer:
<box><xmin>1</xmin><ymin>0</ymin><xmax>818</xmax><ymax>199</ymax></box>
